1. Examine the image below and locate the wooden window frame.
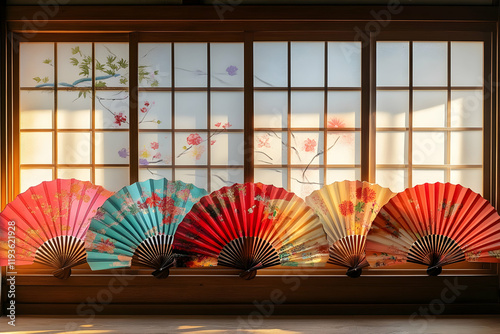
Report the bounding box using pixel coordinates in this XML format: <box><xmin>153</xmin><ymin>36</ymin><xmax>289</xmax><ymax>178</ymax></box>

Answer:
<box><xmin>1</xmin><ymin>4</ymin><xmax>499</xmax><ymax>315</ymax></box>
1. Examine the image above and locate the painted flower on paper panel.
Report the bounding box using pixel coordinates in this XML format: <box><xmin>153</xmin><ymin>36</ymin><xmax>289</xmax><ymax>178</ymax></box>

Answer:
<box><xmin>226</xmin><ymin>65</ymin><xmax>238</xmax><ymax>76</ymax></box>
<box><xmin>257</xmin><ymin>134</ymin><xmax>271</xmax><ymax>148</ymax></box>
<box><xmin>150</xmin><ymin>142</ymin><xmax>159</xmax><ymax>150</ymax></box>
<box><xmin>303</xmin><ymin>138</ymin><xmax>317</xmax><ymax>152</ymax></box>
<box><xmin>192</xmin><ymin>145</ymin><xmax>206</xmax><ymax>160</ymax></box>
<box><xmin>114</xmin><ymin>113</ymin><xmax>127</xmax><ymax>126</ymax></box>
<box><xmin>339</xmin><ymin>200</ymin><xmax>354</xmax><ymax>216</ymax></box>
<box><xmin>176</xmin><ymin>189</ymin><xmax>190</xmax><ymax>201</ymax></box>
<box><xmin>139</xmin><ymin>158</ymin><xmax>149</xmax><ymax>166</ymax></box>
<box><xmin>187</xmin><ymin>133</ymin><xmax>203</xmax><ymax>146</ymax></box>
<box><xmin>118</xmin><ymin>148</ymin><xmax>129</xmax><ymax>158</ymax></box>
<box><xmin>327</xmin><ymin>117</ymin><xmax>345</xmax><ymax>129</ymax></box>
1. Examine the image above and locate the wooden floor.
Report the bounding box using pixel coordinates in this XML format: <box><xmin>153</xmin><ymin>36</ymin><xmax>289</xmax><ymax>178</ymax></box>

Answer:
<box><xmin>1</xmin><ymin>315</ymin><xmax>500</xmax><ymax>333</ymax></box>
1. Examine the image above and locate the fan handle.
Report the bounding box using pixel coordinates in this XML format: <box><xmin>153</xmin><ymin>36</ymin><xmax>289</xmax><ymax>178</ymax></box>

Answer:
<box><xmin>346</xmin><ymin>267</ymin><xmax>363</xmax><ymax>279</ymax></box>
<box><xmin>151</xmin><ymin>259</ymin><xmax>176</xmax><ymax>279</ymax></box>
<box><xmin>239</xmin><ymin>262</ymin><xmax>264</xmax><ymax>280</ymax></box>
<box><xmin>427</xmin><ymin>265</ymin><xmax>443</xmax><ymax>276</ymax></box>
<box><xmin>52</xmin><ymin>267</ymin><xmax>72</xmax><ymax>280</ymax></box>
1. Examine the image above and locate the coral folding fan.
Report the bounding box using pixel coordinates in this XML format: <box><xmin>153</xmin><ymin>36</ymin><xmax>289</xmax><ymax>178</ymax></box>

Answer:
<box><xmin>366</xmin><ymin>182</ymin><xmax>500</xmax><ymax>276</ymax></box>
<box><xmin>0</xmin><ymin>179</ymin><xmax>113</xmax><ymax>279</ymax></box>
<box><xmin>174</xmin><ymin>183</ymin><xmax>329</xmax><ymax>280</ymax></box>
<box><xmin>85</xmin><ymin>178</ymin><xmax>207</xmax><ymax>279</ymax></box>
<box><xmin>306</xmin><ymin>180</ymin><xmax>395</xmax><ymax>277</ymax></box>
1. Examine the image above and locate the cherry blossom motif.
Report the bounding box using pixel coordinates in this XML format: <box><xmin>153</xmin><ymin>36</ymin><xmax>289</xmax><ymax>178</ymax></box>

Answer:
<box><xmin>114</xmin><ymin>113</ymin><xmax>127</xmax><ymax>126</ymax></box>
<box><xmin>137</xmin><ymin>200</ymin><xmax>148</xmax><ymax>210</ymax></box>
<box><xmin>176</xmin><ymin>189</ymin><xmax>190</xmax><ymax>200</ymax></box>
<box><xmin>257</xmin><ymin>134</ymin><xmax>271</xmax><ymax>148</ymax></box>
<box><xmin>192</xmin><ymin>145</ymin><xmax>206</xmax><ymax>160</ymax></box>
<box><xmin>226</xmin><ymin>65</ymin><xmax>238</xmax><ymax>76</ymax></box>
<box><xmin>140</xmin><ymin>107</ymin><xmax>148</xmax><ymax>113</ymax></box>
<box><xmin>328</xmin><ymin>117</ymin><xmax>346</xmax><ymax>129</ymax></box>
<box><xmin>95</xmin><ymin>238</ymin><xmax>115</xmax><ymax>253</ymax></box>
<box><xmin>210</xmin><ymin>140</ymin><xmax>216</xmax><ymax>145</ymax></box>
<box><xmin>145</xmin><ymin>193</ymin><xmax>162</xmax><ymax>207</ymax></box>
<box><xmin>158</xmin><ymin>196</ymin><xmax>183</xmax><ymax>216</ymax></box>
<box><xmin>303</xmin><ymin>138</ymin><xmax>317</xmax><ymax>152</ymax></box>
<box><xmin>144</xmin><ymin>101</ymin><xmax>150</xmax><ymax>107</ymax></box>
<box><xmin>215</xmin><ymin>122</ymin><xmax>222</xmax><ymax>128</ymax></box>
<box><xmin>153</xmin><ymin>152</ymin><xmax>161</xmax><ymax>160</ymax></box>
<box><xmin>187</xmin><ymin>133</ymin><xmax>203</xmax><ymax>146</ymax></box>
<box><xmin>151</xmin><ymin>142</ymin><xmax>159</xmax><ymax>150</ymax></box>
<box><xmin>222</xmin><ymin>122</ymin><xmax>232</xmax><ymax>129</ymax></box>
<box><xmin>339</xmin><ymin>200</ymin><xmax>354</xmax><ymax>216</ymax></box>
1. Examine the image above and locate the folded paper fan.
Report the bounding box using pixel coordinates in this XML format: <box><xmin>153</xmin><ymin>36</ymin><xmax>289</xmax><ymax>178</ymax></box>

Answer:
<box><xmin>0</xmin><ymin>179</ymin><xmax>113</xmax><ymax>279</ymax></box>
<box><xmin>174</xmin><ymin>183</ymin><xmax>329</xmax><ymax>280</ymax></box>
<box><xmin>366</xmin><ymin>182</ymin><xmax>500</xmax><ymax>276</ymax></box>
<box><xmin>85</xmin><ymin>178</ymin><xmax>207</xmax><ymax>279</ymax></box>
<box><xmin>305</xmin><ymin>180</ymin><xmax>395</xmax><ymax>277</ymax></box>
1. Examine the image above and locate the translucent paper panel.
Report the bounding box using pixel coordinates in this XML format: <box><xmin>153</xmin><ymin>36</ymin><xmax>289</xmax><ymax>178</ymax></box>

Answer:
<box><xmin>211</xmin><ymin>133</ymin><xmax>244</xmax><ymax>165</ymax></box>
<box><xmin>326</xmin><ymin>168</ymin><xmax>361</xmax><ymax>184</ymax></box>
<box><xmin>450</xmin><ymin>131</ymin><xmax>483</xmax><ymax>165</ymax></box>
<box><xmin>376</xmin><ymin>42</ymin><xmax>409</xmax><ymax>87</ymax></box>
<box><xmin>95</xmin><ymin>91</ymin><xmax>129</xmax><ymax>129</ymax></box>
<box><xmin>328</xmin><ymin>42</ymin><xmax>361</xmax><ymax>87</ymax></box>
<box><xmin>95</xmin><ymin>132</ymin><xmax>129</xmax><ymax>165</ymax></box>
<box><xmin>376</xmin><ymin>91</ymin><xmax>409</xmax><ymax>128</ymax></box>
<box><xmin>326</xmin><ymin>132</ymin><xmax>360</xmax><ymax>165</ymax></box>
<box><xmin>413</xmin><ymin>91</ymin><xmax>447</xmax><ymax>128</ymax></box>
<box><xmin>175</xmin><ymin>169</ymin><xmax>207</xmax><ymax>190</ymax></box>
<box><xmin>327</xmin><ymin>91</ymin><xmax>361</xmax><ymax>128</ymax></box>
<box><xmin>211</xmin><ymin>43</ymin><xmax>244</xmax><ymax>87</ymax></box>
<box><xmin>139</xmin><ymin>168</ymin><xmax>172</xmax><ymax>182</ymax></box>
<box><xmin>376</xmin><ymin>132</ymin><xmax>408</xmax><ymax>165</ymax></box>
<box><xmin>413</xmin><ymin>42</ymin><xmax>447</xmax><ymax>87</ymax></box>
<box><xmin>412</xmin><ymin>169</ymin><xmax>445</xmax><ymax>187</ymax></box>
<box><xmin>95</xmin><ymin>43</ymin><xmax>129</xmax><ymax>87</ymax></box>
<box><xmin>20</xmin><ymin>132</ymin><xmax>53</xmax><ymax>164</ymax></box>
<box><xmin>57</xmin><ymin>168</ymin><xmax>91</xmax><ymax>181</ymax></box>
<box><xmin>412</xmin><ymin>132</ymin><xmax>446</xmax><ymax>165</ymax></box>
<box><xmin>174</xmin><ymin>43</ymin><xmax>207</xmax><ymax>87</ymax></box>
<box><xmin>139</xmin><ymin>133</ymin><xmax>172</xmax><ymax>166</ymax></box>
<box><xmin>211</xmin><ymin>169</ymin><xmax>244</xmax><ymax>192</ymax></box>
<box><xmin>290</xmin><ymin>132</ymin><xmax>323</xmax><ymax>165</ymax></box>
<box><xmin>211</xmin><ymin>92</ymin><xmax>244</xmax><ymax>129</ymax></box>
<box><xmin>20</xmin><ymin>91</ymin><xmax>53</xmax><ymax>129</ymax></box>
<box><xmin>450</xmin><ymin>169</ymin><xmax>482</xmax><ymax>194</ymax></box>
<box><xmin>254</xmin><ymin>132</ymin><xmax>287</xmax><ymax>165</ymax></box>
<box><xmin>139</xmin><ymin>43</ymin><xmax>171</xmax><ymax>87</ymax></box>
<box><xmin>254</xmin><ymin>91</ymin><xmax>288</xmax><ymax>128</ymax></box>
<box><xmin>254</xmin><ymin>168</ymin><xmax>287</xmax><ymax>188</ymax></box>
<box><xmin>20</xmin><ymin>43</ymin><xmax>54</xmax><ymax>87</ymax></box>
<box><xmin>20</xmin><ymin>169</ymin><xmax>53</xmax><ymax>193</ymax></box>
<box><xmin>291</xmin><ymin>42</ymin><xmax>324</xmax><ymax>87</ymax></box>
<box><xmin>138</xmin><ymin>92</ymin><xmax>171</xmax><ymax>130</ymax></box>
<box><xmin>254</xmin><ymin>42</ymin><xmax>287</xmax><ymax>87</ymax></box>
<box><xmin>57</xmin><ymin>132</ymin><xmax>92</xmax><ymax>165</ymax></box>
<box><xmin>451</xmin><ymin>90</ymin><xmax>483</xmax><ymax>128</ymax></box>
<box><xmin>175</xmin><ymin>132</ymin><xmax>207</xmax><ymax>165</ymax></box>
<box><xmin>290</xmin><ymin>168</ymin><xmax>323</xmax><ymax>199</ymax></box>
<box><xmin>451</xmin><ymin>42</ymin><xmax>483</xmax><ymax>87</ymax></box>
<box><xmin>58</xmin><ymin>43</ymin><xmax>93</xmax><ymax>88</ymax></box>
<box><xmin>376</xmin><ymin>169</ymin><xmax>407</xmax><ymax>193</ymax></box>
<box><xmin>95</xmin><ymin>168</ymin><xmax>129</xmax><ymax>192</ymax></box>
<box><xmin>290</xmin><ymin>91</ymin><xmax>324</xmax><ymax>128</ymax></box>
<box><xmin>58</xmin><ymin>91</ymin><xmax>91</xmax><ymax>129</ymax></box>
<box><xmin>174</xmin><ymin>92</ymin><xmax>207</xmax><ymax>129</ymax></box>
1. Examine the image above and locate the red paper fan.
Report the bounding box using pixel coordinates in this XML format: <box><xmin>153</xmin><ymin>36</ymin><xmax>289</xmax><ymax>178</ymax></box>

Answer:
<box><xmin>366</xmin><ymin>182</ymin><xmax>500</xmax><ymax>275</ymax></box>
<box><xmin>174</xmin><ymin>183</ymin><xmax>329</xmax><ymax>279</ymax></box>
<box><xmin>0</xmin><ymin>179</ymin><xmax>113</xmax><ymax>279</ymax></box>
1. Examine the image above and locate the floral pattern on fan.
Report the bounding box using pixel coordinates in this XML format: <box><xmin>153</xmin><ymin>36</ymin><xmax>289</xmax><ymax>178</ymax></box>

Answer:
<box><xmin>85</xmin><ymin>178</ymin><xmax>208</xmax><ymax>276</ymax></box>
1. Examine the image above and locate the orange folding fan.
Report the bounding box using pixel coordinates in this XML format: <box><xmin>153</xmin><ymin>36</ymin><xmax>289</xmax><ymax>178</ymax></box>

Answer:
<box><xmin>0</xmin><ymin>179</ymin><xmax>113</xmax><ymax>279</ymax></box>
<box><xmin>174</xmin><ymin>183</ymin><xmax>329</xmax><ymax>279</ymax></box>
<box><xmin>366</xmin><ymin>182</ymin><xmax>500</xmax><ymax>275</ymax></box>
<box><xmin>306</xmin><ymin>180</ymin><xmax>395</xmax><ymax>277</ymax></box>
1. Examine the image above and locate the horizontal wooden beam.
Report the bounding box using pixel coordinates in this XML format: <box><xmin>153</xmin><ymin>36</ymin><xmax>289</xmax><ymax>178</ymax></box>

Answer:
<box><xmin>5</xmin><ymin>5</ymin><xmax>499</xmax><ymax>23</ymax></box>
